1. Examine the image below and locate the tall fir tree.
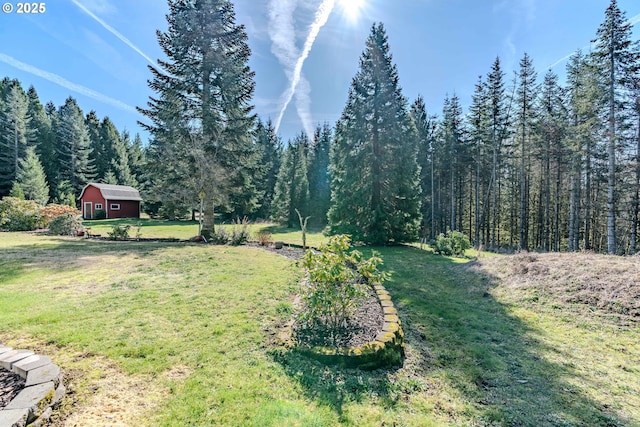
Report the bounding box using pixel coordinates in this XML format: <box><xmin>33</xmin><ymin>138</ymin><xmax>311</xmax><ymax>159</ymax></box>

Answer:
<box><xmin>271</xmin><ymin>133</ymin><xmax>309</xmax><ymax>228</ymax></box>
<box><xmin>26</xmin><ymin>87</ymin><xmax>55</xmax><ymax>192</ymax></box>
<box><xmin>55</xmin><ymin>97</ymin><xmax>96</xmax><ymax>195</ymax></box>
<box><xmin>515</xmin><ymin>53</ymin><xmax>538</xmax><ymax>250</ymax></box>
<box><xmin>0</xmin><ymin>79</ymin><xmax>31</xmax><ymax>196</ymax></box>
<box><xmin>254</xmin><ymin>119</ymin><xmax>282</xmax><ymax>220</ymax></box>
<box><xmin>328</xmin><ymin>23</ymin><xmax>421</xmax><ymax>244</ymax></box>
<box><xmin>139</xmin><ymin>0</ymin><xmax>256</xmax><ymax>232</ymax></box>
<box><xmin>592</xmin><ymin>0</ymin><xmax>640</xmax><ymax>253</ymax></box>
<box><xmin>307</xmin><ymin>123</ymin><xmax>332</xmax><ymax>227</ymax></box>
<box><xmin>411</xmin><ymin>96</ymin><xmax>438</xmax><ymax>240</ymax></box>
<box><xmin>15</xmin><ymin>146</ymin><xmax>49</xmax><ymax>205</ymax></box>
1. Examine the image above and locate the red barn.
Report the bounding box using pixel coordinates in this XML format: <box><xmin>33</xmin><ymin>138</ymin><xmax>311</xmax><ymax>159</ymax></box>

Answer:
<box><xmin>80</xmin><ymin>183</ymin><xmax>142</xmax><ymax>219</ymax></box>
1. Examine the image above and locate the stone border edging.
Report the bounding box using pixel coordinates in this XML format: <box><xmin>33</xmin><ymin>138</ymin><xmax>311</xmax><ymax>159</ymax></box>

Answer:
<box><xmin>296</xmin><ymin>283</ymin><xmax>405</xmax><ymax>370</ymax></box>
<box><xmin>0</xmin><ymin>344</ymin><xmax>64</xmax><ymax>427</ymax></box>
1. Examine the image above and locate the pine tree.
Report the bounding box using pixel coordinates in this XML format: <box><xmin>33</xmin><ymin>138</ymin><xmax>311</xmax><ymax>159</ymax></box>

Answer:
<box><xmin>307</xmin><ymin>123</ymin><xmax>332</xmax><ymax>227</ymax></box>
<box><xmin>411</xmin><ymin>96</ymin><xmax>438</xmax><ymax>240</ymax></box>
<box><xmin>55</xmin><ymin>97</ymin><xmax>96</xmax><ymax>195</ymax></box>
<box><xmin>139</xmin><ymin>0</ymin><xmax>256</xmax><ymax>233</ymax></box>
<box><xmin>327</xmin><ymin>23</ymin><xmax>421</xmax><ymax>245</ymax></box>
<box><xmin>515</xmin><ymin>53</ymin><xmax>538</xmax><ymax>250</ymax></box>
<box><xmin>272</xmin><ymin>134</ymin><xmax>309</xmax><ymax>228</ymax></box>
<box><xmin>0</xmin><ymin>79</ymin><xmax>31</xmax><ymax>196</ymax></box>
<box><xmin>26</xmin><ymin>87</ymin><xmax>54</xmax><ymax>189</ymax></box>
<box><xmin>15</xmin><ymin>146</ymin><xmax>49</xmax><ymax>205</ymax></box>
<box><xmin>592</xmin><ymin>0</ymin><xmax>640</xmax><ymax>253</ymax></box>
<box><xmin>254</xmin><ymin>119</ymin><xmax>282</xmax><ymax>220</ymax></box>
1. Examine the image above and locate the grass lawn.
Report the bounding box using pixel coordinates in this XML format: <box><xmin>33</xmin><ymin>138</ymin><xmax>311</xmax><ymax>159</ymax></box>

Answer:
<box><xmin>1</xmin><ymin>230</ymin><xmax>638</xmax><ymax>426</ymax></box>
<box><xmin>80</xmin><ymin>218</ymin><xmax>328</xmax><ymax>247</ymax></box>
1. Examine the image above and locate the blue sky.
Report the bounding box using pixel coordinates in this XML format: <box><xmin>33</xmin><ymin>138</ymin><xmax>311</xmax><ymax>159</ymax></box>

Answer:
<box><xmin>1</xmin><ymin>0</ymin><xmax>639</xmax><ymax>144</ymax></box>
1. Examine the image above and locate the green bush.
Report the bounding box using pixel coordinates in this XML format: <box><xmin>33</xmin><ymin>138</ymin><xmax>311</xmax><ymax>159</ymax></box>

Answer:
<box><xmin>94</xmin><ymin>209</ymin><xmax>107</xmax><ymax>220</ymax></box>
<box><xmin>209</xmin><ymin>228</ymin><xmax>230</xmax><ymax>244</ymax></box>
<box><xmin>108</xmin><ymin>224</ymin><xmax>131</xmax><ymax>240</ymax></box>
<box><xmin>298</xmin><ymin>234</ymin><xmax>389</xmax><ymax>347</ymax></box>
<box><xmin>432</xmin><ymin>230</ymin><xmax>471</xmax><ymax>256</ymax></box>
<box><xmin>48</xmin><ymin>213</ymin><xmax>83</xmax><ymax>236</ymax></box>
<box><xmin>229</xmin><ymin>216</ymin><xmax>250</xmax><ymax>246</ymax></box>
<box><xmin>0</xmin><ymin>197</ymin><xmax>42</xmax><ymax>231</ymax></box>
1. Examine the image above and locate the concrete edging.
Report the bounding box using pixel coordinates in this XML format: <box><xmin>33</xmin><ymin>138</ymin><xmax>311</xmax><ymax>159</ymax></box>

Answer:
<box><xmin>0</xmin><ymin>345</ymin><xmax>64</xmax><ymax>427</ymax></box>
<box><xmin>296</xmin><ymin>283</ymin><xmax>405</xmax><ymax>370</ymax></box>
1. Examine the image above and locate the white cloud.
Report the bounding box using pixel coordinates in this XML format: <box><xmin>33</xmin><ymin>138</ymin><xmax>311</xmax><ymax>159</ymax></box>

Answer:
<box><xmin>70</xmin><ymin>0</ymin><xmax>156</xmax><ymax>66</ymax></box>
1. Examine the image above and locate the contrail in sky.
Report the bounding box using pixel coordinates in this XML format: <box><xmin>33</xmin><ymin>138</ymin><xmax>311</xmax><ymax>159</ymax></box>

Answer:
<box><xmin>547</xmin><ymin>12</ymin><xmax>640</xmax><ymax>70</ymax></box>
<box><xmin>71</xmin><ymin>0</ymin><xmax>156</xmax><ymax>67</ymax></box>
<box><xmin>271</xmin><ymin>0</ymin><xmax>336</xmax><ymax>136</ymax></box>
<box><xmin>0</xmin><ymin>53</ymin><xmax>138</xmax><ymax>113</ymax></box>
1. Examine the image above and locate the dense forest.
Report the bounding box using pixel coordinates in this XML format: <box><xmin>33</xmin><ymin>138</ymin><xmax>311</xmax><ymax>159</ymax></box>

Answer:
<box><xmin>1</xmin><ymin>0</ymin><xmax>639</xmax><ymax>254</ymax></box>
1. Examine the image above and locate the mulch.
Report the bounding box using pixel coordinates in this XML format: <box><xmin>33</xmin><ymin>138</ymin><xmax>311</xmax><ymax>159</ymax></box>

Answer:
<box><xmin>0</xmin><ymin>367</ymin><xmax>25</xmax><ymax>410</ymax></box>
<box><xmin>250</xmin><ymin>242</ymin><xmax>385</xmax><ymax>348</ymax></box>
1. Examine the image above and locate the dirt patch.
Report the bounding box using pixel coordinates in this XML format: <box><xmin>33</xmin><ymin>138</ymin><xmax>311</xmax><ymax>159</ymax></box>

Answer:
<box><xmin>293</xmin><ymin>282</ymin><xmax>384</xmax><ymax>348</ymax></box>
<box><xmin>0</xmin><ymin>366</ymin><xmax>25</xmax><ymax>409</ymax></box>
<box><xmin>471</xmin><ymin>251</ymin><xmax>640</xmax><ymax>321</ymax></box>
<box><xmin>0</xmin><ymin>334</ymin><xmax>168</xmax><ymax>427</ymax></box>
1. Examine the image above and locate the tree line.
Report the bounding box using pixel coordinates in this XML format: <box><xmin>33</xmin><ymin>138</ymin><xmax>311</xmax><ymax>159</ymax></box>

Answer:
<box><xmin>2</xmin><ymin>0</ymin><xmax>639</xmax><ymax>254</ymax></box>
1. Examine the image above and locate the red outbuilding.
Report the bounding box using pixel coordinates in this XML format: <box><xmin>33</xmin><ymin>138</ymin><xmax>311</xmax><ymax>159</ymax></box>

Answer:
<box><xmin>79</xmin><ymin>183</ymin><xmax>142</xmax><ymax>219</ymax></box>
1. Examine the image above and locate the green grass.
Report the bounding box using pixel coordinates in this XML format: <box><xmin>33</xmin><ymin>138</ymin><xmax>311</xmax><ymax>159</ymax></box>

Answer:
<box><xmin>0</xmin><ymin>231</ymin><xmax>638</xmax><ymax>426</ymax></box>
<box><xmin>80</xmin><ymin>218</ymin><xmax>328</xmax><ymax>247</ymax></box>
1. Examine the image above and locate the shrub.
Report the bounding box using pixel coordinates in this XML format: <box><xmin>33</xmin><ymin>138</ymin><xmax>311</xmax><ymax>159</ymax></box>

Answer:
<box><xmin>48</xmin><ymin>213</ymin><xmax>83</xmax><ymax>236</ymax></box>
<box><xmin>298</xmin><ymin>234</ymin><xmax>389</xmax><ymax>347</ymax></box>
<box><xmin>432</xmin><ymin>230</ymin><xmax>471</xmax><ymax>256</ymax></box>
<box><xmin>255</xmin><ymin>230</ymin><xmax>273</xmax><ymax>246</ymax></box>
<box><xmin>40</xmin><ymin>204</ymin><xmax>81</xmax><ymax>225</ymax></box>
<box><xmin>209</xmin><ymin>228</ymin><xmax>230</xmax><ymax>245</ymax></box>
<box><xmin>94</xmin><ymin>209</ymin><xmax>107</xmax><ymax>220</ymax></box>
<box><xmin>229</xmin><ymin>216</ymin><xmax>250</xmax><ymax>246</ymax></box>
<box><xmin>0</xmin><ymin>197</ymin><xmax>42</xmax><ymax>231</ymax></box>
<box><xmin>108</xmin><ymin>224</ymin><xmax>131</xmax><ymax>240</ymax></box>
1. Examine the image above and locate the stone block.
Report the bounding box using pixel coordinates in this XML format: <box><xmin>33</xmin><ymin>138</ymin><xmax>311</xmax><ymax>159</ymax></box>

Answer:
<box><xmin>375</xmin><ymin>331</ymin><xmax>395</xmax><ymax>343</ymax></box>
<box><xmin>25</xmin><ymin>363</ymin><xmax>60</xmax><ymax>387</ymax></box>
<box><xmin>0</xmin><ymin>350</ymin><xmax>34</xmax><ymax>370</ymax></box>
<box><xmin>382</xmin><ymin>322</ymin><xmax>399</xmax><ymax>333</ymax></box>
<box><xmin>0</xmin><ymin>408</ymin><xmax>31</xmax><ymax>427</ymax></box>
<box><xmin>5</xmin><ymin>381</ymin><xmax>55</xmax><ymax>410</ymax></box>
<box><xmin>12</xmin><ymin>355</ymin><xmax>52</xmax><ymax>378</ymax></box>
<box><xmin>380</xmin><ymin>299</ymin><xmax>393</xmax><ymax>307</ymax></box>
<box><xmin>382</xmin><ymin>306</ymin><xmax>397</xmax><ymax>315</ymax></box>
<box><xmin>384</xmin><ymin>314</ymin><xmax>399</xmax><ymax>323</ymax></box>
<box><xmin>377</xmin><ymin>293</ymin><xmax>391</xmax><ymax>301</ymax></box>
<box><xmin>0</xmin><ymin>345</ymin><xmax>13</xmax><ymax>355</ymax></box>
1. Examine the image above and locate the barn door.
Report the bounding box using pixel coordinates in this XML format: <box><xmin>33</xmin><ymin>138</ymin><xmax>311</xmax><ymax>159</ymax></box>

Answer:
<box><xmin>84</xmin><ymin>202</ymin><xmax>93</xmax><ymax>219</ymax></box>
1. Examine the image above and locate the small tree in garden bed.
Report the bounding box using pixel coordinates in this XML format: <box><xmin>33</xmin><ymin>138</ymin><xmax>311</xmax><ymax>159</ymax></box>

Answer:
<box><xmin>298</xmin><ymin>234</ymin><xmax>389</xmax><ymax>347</ymax></box>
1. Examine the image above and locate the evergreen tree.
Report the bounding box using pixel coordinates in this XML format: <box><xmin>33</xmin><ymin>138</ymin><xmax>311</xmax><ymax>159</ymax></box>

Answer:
<box><xmin>254</xmin><ymin>119</ymin><xmax>282</xmax><ymax>220</ymax></box>
<box><xmin>26</xmin><ymin>87</ymin><xmax>54</xmax><ymax>190</ymax></box>
<box><xmin>127</xmin><ymin>133</ymin><xmax>147</xmax><ymax>189</ymax></box>
<box><xmin>139</xmin><ymin>0</ymin><xmax>257</xmax><ymax>233</ymax></box>
<box><xmin>55</xmin><ymin>97</ymin><xmax>96</xmax><ymax>195</ymax></box>
<box><xmin>271</xmin><ymin>134</ymin><xmax>309</xmax><ymax>228</ymax></box>
<box><xmin>86</xmin><ymin>111</ymin><xmax>106</xmax><ymax>178</ymax></box>
<box><xmin>0</xmin><ymin>79</ymin><xmax>31</xmax><ymax>196</ymax></box>
<box><xmin>307</xmin><ymin>123</ymin><xmax>332</xmax><ymax>227</ymax></box>
<box><xmin>41</xmin><ymin>101</ymin><xmax>59</xmax><ymax>188</ymax></box>
<box><xmin>113</xmin><ymin>130</ymin><xmax>136</xmax><ymax>186</ymax></box>
<box><xmin>592</xmin><ymin>0</ymin><xmax>640</xmax><ymax>253</ymax></box>
<box><xmin>15</xmin><ymin>146</ymin><xmax>49</xmax><ymax>205</ymax></box>
<box><xmin>411</xmin><ymin>96</ymin><xmax>438</xmax><ymax>240</ymax></box>
<box><xmin>328</xmin><ymin>23</ymin><xmax>421</xmax><ymax>244</ymax></box>
<box><xmin>515</xmin><ymin>53</ymin><xmax>538</xmax><ymax>250</ymax></box>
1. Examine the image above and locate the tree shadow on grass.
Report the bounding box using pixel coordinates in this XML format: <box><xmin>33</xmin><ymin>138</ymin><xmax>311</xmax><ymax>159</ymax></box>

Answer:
<box><xmin>269</xmin><ymin>346</ymin><xmax>401</xmax><ymax>418</ymax></box>
<box><xmin>375</xmin><ymin>245</ymin><xmax>632</xmax><ymax>426</ymax></box>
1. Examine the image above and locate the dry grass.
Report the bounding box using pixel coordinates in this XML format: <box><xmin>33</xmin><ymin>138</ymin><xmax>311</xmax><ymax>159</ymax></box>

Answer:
<box><xmin>473</xmin><ymin>251</ymin><xmax>640</xmax><ymax>321</ymax></box>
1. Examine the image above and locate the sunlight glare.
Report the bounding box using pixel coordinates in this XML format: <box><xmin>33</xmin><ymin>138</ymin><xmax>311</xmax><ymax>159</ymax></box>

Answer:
<box><xmin>339</xmin><ymin>0</ymin><xmax>366</xmax><ymax>24</ymax></box>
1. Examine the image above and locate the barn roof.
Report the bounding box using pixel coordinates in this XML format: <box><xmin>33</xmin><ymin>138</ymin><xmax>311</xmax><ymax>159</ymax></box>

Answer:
<box><xmin>80</xmin><ymin>183</ymin><xmax>142</xmax><ymax>201</ymax></box>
